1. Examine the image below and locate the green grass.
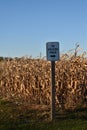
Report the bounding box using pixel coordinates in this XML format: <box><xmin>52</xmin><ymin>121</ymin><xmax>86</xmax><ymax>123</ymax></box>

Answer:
<box><xmin>0</xmin><ymin>98</ymin><xmax>87</xmax><ymax>130</ymax></box>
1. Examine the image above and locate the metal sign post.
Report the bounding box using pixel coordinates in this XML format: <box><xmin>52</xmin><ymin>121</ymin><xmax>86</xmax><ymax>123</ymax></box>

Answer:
<box><xmin>51</xmin><ymin>61</ymin><xmax>55</xmax><ymax>120</ymax></box>
<box><xmin>46</xmin><ymin>42</ymin><xmax>59</xmax><ymax>121</ymax></box>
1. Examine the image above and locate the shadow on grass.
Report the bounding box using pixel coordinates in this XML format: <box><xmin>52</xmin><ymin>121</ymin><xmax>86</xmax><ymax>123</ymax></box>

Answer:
<box><xmin>55</xmin><ymin>107</ymin><xmax>87</xmax><ymax>120</ymax></box>
<box><xmin>0</xmin><ymin>98</ymin><xmax>87</xmax><ymax>130</ymax></box>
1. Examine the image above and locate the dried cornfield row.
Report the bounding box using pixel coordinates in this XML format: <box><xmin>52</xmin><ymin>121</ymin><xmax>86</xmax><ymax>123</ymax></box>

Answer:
<box><xmin>0</xmin><ymin>56</ymin><xmax>87</xmax><ymax>109</ymax></box>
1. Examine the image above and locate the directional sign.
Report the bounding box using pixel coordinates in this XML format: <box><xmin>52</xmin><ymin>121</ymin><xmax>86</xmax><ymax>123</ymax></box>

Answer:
<box><xmin>46</xmin><ymin>42</ymin><xmax>59</xmax><ymax>61</ymax></box>
<box><xmin>46</xmin><ymin>42</ymin><xmax>60</xmax><ymax>121</ymax></box>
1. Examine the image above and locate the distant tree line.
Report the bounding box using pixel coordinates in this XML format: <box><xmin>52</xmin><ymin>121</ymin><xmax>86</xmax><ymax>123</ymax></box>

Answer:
<box><xmin>0</xmin><ymin>56</ymin><xmax>13</xmax><ymax>61</ymax></box>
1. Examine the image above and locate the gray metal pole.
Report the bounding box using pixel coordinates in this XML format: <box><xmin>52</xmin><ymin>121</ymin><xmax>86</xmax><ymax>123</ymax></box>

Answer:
<box><xmin>51</xmin><ymin>61</ymin><xmax>56</xmax><ymax>121</ymax></box>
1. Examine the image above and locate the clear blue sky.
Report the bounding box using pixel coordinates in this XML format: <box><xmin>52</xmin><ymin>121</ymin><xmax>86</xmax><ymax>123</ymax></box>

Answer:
<box><xmin>0</xmin><ymin>0</ymin><xmax>87</xmax><ymax>57</ymax></box>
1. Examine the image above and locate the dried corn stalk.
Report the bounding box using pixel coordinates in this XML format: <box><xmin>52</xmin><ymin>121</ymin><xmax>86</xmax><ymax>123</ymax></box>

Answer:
<box><xmin>0</xmin><ymin>56</ymin><xmax>87</xmax><ymax>109</ymax></box>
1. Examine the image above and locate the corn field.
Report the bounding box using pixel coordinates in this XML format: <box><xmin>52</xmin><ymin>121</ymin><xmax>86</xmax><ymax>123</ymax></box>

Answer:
<box><xmin>0</xmin><ymin>55</ymin><xmax>87</xmax><ymax>110</ymax></box>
